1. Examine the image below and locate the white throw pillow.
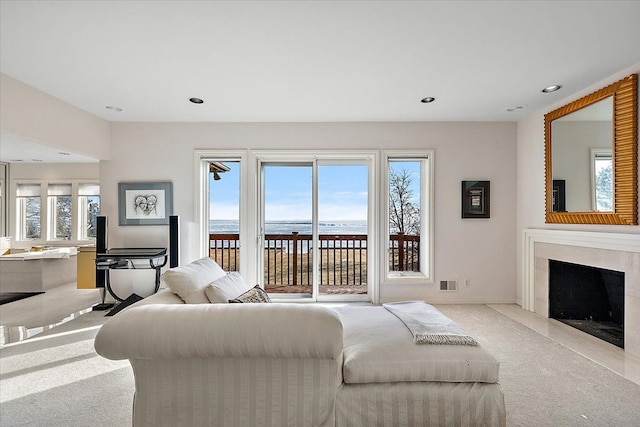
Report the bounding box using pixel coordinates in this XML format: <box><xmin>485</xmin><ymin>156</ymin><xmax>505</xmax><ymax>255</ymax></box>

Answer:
<box><xmin>162</xmin><ymin>257</ymin><xmax>226</xmax><ymax>303</ymax></box>
<box><xmin>204</xmin><ymin>272</ymin><xmax>249</xmax><ymax>304</ymax></box>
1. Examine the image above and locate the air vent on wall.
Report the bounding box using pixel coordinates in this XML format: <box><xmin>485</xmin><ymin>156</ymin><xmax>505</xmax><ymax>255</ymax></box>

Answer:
<box><xmin>440</xmin><ymin>280</ymin><xmax>458</xmax><ymax>291</ymax></box>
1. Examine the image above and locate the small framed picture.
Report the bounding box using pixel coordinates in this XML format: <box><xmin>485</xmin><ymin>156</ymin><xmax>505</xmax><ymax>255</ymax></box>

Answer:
<box><xmin>118</xmin><ymin>182</ymin><xmax>173</xmax><ymax>225</ymax></box>
<box><xmin>462</xmin><ymin>181</ymin><xmax>490</xmax><ymax>219</ymax></box>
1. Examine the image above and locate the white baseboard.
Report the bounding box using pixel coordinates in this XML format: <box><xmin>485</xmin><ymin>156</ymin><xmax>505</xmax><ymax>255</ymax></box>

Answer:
<box><xmin>379</xmin><ymin>297</ymin><xmax>517</xmax><ymax>305</ymax></box>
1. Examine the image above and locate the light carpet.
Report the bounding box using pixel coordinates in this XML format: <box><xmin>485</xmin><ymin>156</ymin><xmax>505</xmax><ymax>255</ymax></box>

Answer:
<box><xmin>1</xmin><ymin>305</ymin><xmax>639</xmax><ymax>426</ymax></box>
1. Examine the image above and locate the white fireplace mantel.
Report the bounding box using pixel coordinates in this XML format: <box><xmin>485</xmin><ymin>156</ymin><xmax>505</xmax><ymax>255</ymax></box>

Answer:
<box><xmin>522</xmin><ymin>229</ymin><xmax>640</xmax><ymax>312</ymax></box>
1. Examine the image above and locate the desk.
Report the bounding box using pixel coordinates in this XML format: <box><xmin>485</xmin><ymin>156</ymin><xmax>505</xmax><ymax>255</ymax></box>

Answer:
<box><xmin>95</xmin><ymin>248</ymin><xmax>167</xmax><ymax>302</ymax></box>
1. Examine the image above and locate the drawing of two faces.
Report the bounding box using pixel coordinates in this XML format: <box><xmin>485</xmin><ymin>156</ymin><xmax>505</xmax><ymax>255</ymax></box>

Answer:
<box><xmin>134</xmin><ymin>194</ymin><xmax>158</xmax><ymax>216</ymax></box>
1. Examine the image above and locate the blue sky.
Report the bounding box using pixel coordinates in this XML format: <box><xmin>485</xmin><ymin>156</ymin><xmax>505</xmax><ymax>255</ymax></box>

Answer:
<box><xmin>210</xmin><ymin>161</ymin><xmax>419</xmax><ymax>221</ymax></box>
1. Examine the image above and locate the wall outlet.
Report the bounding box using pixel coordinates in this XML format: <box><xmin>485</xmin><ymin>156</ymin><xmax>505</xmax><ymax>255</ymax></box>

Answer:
<box><xmin>465</xmin><ymin>279</ymin><xmax>470</xmax><ymax>287</ymax></box>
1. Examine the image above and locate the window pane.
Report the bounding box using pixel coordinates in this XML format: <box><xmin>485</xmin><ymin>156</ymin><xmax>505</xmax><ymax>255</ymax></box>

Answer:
<box><xmin>209</xmin><ymin>161</ymin><xmax>240</xmax><ymax>271</ymax></box>
<box><xmin>17</xmin><ymin>184</ymin><xmax>41</xmax><ymax>239</ymax></box>
<box><xmin>318</xmin><ymin>164</ymin><xmax>368</xmax><ymax>296</ymax></box>
<box><xmin>52</xmin><ymin>195</ymin><xmax>72</xmax><ymax>239</ymax></box>
<box><xmin>388</xmin><ymin>160</ymin><xmax>421</xmax><ymax>272</ymax></box>
<box><xmin>594</xmin><ymin>157</ymin><xmax>613</xmax><ymax>211</ymax></box>
<box><xmin>263</xmin><ymin>164</ymin><xmax>312</xmax><ymax>295</ymax></box>
<box><xmin>25</xmin><ymin>197</ymin><xmax>41</xmax><ymax>238</ymax></box>
<box><xmin>47</xmin><ymin>184</ymin><xmax>72</xmax><ymax>240</ymax></box>
<box><xmin>80</xmin><ymin>195</ymin><xmax>100</xmax><ymax>239</ymax></box>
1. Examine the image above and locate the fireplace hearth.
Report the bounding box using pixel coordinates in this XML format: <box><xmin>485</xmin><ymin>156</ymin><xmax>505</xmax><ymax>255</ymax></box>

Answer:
<box><xmin>549</xmin><ymin>259</ymin><xmax>624</xmax><ymax>348</ymax></box>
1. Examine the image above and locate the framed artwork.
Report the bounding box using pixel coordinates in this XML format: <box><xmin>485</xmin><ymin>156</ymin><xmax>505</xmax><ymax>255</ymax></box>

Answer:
<box><xmin>462</xmin><ymin>181</ymin><xmax>490</xmax><ymax>219</ymax></box>
<box><xmin>118</xmin><ymin>182</ymin><xmax>173</xmax><ymax>225</ymax></box>
<box><xmin>552</xmin><ymin>179</ymin><xmax>566</xmax><ymax>212</ymax></box>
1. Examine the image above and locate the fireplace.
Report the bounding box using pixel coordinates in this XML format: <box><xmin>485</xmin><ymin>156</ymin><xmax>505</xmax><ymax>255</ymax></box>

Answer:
<box><xmin>522</xmin><ymin>229</ymin><xmax>640</xmax><ymax>358</ymax></box>
<box><xmin>549</xmin><ymin>260</ymin><xmax>624</xmax><ymax>348</ymax></box>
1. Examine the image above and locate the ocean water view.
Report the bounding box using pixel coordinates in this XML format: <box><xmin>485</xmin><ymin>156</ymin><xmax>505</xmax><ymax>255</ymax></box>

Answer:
<box><xmin>210</xmin><ymin>220</ymin><xmax>367</xmax><ymax>235</ymax></box>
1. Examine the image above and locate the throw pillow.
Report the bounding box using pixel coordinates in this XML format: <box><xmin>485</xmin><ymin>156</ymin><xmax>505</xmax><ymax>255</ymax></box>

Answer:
<box><xmin>229</xmin><ymin>285</ymin><xmax>271</xmax><ymax>303</ymax></box>
<box><xmin>204</xmin><ymin>272</ymin><xmax>249</xmax><ymax>303</ymax></box>
<box><xmin>161</xmin><ymin>257</ymin><xmax>226</xmax><ymax>303</ymax></box>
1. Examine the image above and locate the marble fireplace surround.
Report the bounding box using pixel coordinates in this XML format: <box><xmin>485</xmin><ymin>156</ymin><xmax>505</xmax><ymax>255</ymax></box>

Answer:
<box><xmin>522</xmin><ymin>229</ymin><xmax>640</xmax><ymax>358</ymax></box>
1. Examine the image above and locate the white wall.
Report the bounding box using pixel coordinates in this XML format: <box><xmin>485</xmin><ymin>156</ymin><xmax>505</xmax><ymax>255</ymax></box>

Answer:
<box><xmin>516</xmin><ymin>63</ymin><xmax>640</xmax><ymax>305</ymax></box>
<box><xmin>0</xmin><ymin>73</ymin><xmax>111</xmax><ymax>160</ymax></box>
<box><xmin>10</xmin><ymin>163</ymin><xmax>100</xmax><ymax>181</ymax></box>
<box><xmin>103</xmin><ymin>121</ymin><xmax>517</xmax><ymax>303</ymax></box>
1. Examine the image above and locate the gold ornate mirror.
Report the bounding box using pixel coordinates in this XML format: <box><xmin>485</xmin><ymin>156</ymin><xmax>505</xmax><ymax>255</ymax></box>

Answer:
<box><xmin>545</xmin><ymin>73</ymin><xmax>637</xmax><ymax>225</ymax></box>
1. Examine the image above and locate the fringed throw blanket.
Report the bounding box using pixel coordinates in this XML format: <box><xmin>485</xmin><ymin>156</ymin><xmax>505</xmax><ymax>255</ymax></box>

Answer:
<box><xmin>383</xmin><ymin>301</ymin><xmax>478</xmax><ymax>346</ymax></box>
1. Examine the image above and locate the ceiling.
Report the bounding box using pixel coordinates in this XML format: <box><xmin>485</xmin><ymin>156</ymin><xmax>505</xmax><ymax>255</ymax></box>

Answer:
<box><xmin>1</xmin><ymin>1</ymin><xmax>639</xmax><ymax>161</ymax></box>
<box><xmin>1</xmin><ymin>134</ymin><xmax>98</xmax><ymax>164</ymax></box>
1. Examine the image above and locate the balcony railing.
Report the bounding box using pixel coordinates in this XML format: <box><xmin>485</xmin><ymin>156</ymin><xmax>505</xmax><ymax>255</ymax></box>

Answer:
<box><xmin>209</xmin><ymin>232</ymin><xmax>419</xmax><ymax>292</ymax></box>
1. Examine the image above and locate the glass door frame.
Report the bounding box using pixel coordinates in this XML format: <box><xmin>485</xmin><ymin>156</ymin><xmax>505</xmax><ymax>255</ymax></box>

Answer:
<box><xmin>255</xmin><ymin>151</ymin><xmax>378</xmax><ymax>303</ymax></box>
<box><xmin>194</xmin><ymin>150</ymin><xmax>256</xmax><ymax>283</ymax></box>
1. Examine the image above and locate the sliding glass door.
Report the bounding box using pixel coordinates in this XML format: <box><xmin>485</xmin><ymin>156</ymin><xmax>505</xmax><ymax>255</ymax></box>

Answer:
<box><xmin>259</xmin><ymin>158</ymin><xmax>371</xmax><ymax>301</ymax></box>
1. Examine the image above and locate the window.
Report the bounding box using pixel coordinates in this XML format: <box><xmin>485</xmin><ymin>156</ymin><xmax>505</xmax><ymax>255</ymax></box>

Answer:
<box><xmin>384</xmin><ymin>151</ymin><xmax>434</xmax><ymax>283</ymax></box>
<box><xmin>15</xmin><ymin>181</ymin><xmax>99</xmax><ymax>243</ymax></box>
<box><xmin>78</xmin><ymin>183</ymin><xmax>100</xmax><ymax>240</ymax></box>
<box><xmin>48</xmin><ymin>184</ymin><xmax>72</xmax><ymax>240</ymax></box>
<box><xmin>208</xmin><ymin>161</ymin><xmax>240</xmax><ymax>272</ymax></box>
<box><xmin>17</xmin><ymin>183</ymin><xmax>41</xmax><ymax>240</ymax></box>
<box><xmin>197</xmin><ymin>149</ymin><xmax>434</xmax><ymax>303</ymax></box>
<box><xmin>258</xmin><ymin>160</ymin><xmax>371</xmax><ymax>300</ymax></box>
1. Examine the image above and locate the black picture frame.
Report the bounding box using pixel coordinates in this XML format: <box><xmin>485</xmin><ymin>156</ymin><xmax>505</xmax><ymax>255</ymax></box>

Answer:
<box><xmin>462</xmin><ymin>181</ymin><xmax>490</xmax><ymax>219</ymax></box>
<box><xmin>552</xmin><ymin>179</ymin><xmax>566</xmax><ymax>212</ymax></box>
<box><xmin>118</xmin><ymin>182</ymin><xmax>173</xmax><ymax>226</ymax></box>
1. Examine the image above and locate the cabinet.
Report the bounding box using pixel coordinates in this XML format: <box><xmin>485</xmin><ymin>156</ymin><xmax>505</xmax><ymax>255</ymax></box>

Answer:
<box><xmin>77</xmin><ymin>246</ymin><xmax>96</xmax><ymax>289</ymax></box>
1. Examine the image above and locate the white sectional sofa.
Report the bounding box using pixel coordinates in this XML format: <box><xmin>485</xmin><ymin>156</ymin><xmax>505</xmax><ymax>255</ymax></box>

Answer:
<box><xmin>94</xmin><ymin>258</ymin><xmax>505</xmax><ymax>426</ymax></box>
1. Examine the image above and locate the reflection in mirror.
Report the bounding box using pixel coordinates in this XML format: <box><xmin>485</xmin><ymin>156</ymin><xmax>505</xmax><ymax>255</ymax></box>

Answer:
<box><xmin>545</xmin><ymin>73</ymin><xmax>637</xmax><ymax>225</ymax></box>
<box><xmin>550</xmin><ymin>97</ymin><xmax>613</xmax><ymax>212</ymax></box>
<box><xmin>591</xmin><ymin>148</ymin><xmax>613</xmax><ymax>211</ymax></box>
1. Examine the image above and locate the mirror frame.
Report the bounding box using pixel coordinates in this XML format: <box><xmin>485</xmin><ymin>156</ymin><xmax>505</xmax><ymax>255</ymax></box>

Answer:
<box><xmin>545</xmin><ymin>73</ymin><xmax>638</xmax><ymax>225</ymax></box>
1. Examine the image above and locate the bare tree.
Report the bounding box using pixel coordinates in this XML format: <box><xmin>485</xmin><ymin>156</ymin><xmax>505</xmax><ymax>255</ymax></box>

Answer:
<box><xmin>389</xmin><ymin>168</ymin><xmax>420</xmax><ymax>235</ymax></box>
<box><xmin>595</xmin><ymin>163</ymin><xmax>613</xmax><ymax>211</ymax></box>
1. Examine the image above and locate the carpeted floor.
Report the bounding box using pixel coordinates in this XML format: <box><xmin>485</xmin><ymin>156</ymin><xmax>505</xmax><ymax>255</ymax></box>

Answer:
<box><xmin>1</xmin><ymin>304</ymin><xmax>639</xmax><ymax>426</ymax></box>
<box><xmin>438</xmin><ymin>305</ymin><xmax>640</xmax><ymax>427</ymax></box>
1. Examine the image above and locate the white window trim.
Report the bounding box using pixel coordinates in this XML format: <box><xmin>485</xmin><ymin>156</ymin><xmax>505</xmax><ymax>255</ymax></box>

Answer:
<box><xmin>194</xmin><ymin>150</ymin><xmax>254</xmax><ymax>282</ymax></box>
<box><xmin>253</xmin><ymin>150</ymin><xmax>378</xmax><ymax>303</ymax></box>
<box><xmin>11</xmin><ymin>179</ymin><xmax>99</xmax><ymax>247</ymax></box>
<box><xmin>381</xmin><ymin>150</ymin><xmax>435</xmax><ymax>286</ymax></box>
<box><xmin>195</xmin><ymin>149</ymin><xmax>434</xmax><ymax>303</ymax></box>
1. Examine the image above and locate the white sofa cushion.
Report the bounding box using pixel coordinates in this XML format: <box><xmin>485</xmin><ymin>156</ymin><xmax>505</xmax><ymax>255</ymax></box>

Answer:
<box><xmin>204</xmin><ymin>272</ymin><xmax>249</xmax><ymax>303</ymax></box>
<box><xmin>95</xmin><ymin>303</ymin><xmax>344</xmax><ymax>360</ymax></box>
<box><xmin>162</xmin><ymin>257</ymin><xmax>226</xmax><ymax>303</ymax></box>
<box><xmin>336</xmin><ymin>305</ymin><xmax>500</xmax><ymax>384</ymax></box>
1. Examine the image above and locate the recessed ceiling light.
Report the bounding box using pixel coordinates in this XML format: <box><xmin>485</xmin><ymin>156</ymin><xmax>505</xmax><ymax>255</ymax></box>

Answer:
<box><xmin>105</xmin><ymin>105</ymin><xmax>123</xmax><ymax>112</ymax></box>
<box><xmin>420</xmin><ymin>97</ymin><xmax>436</xmax><ymax>103</ymax></box>
<box><xmin>189</xmin><ymin>98</ymin><xmax>204</xmax><ymax>104</ymax></box>
<box><xmin>506</xmin><ymin>105</ymin><xmax>527</xmax><ymax>112</ymax></box>
<box><xmin>542</xmin><ymin>85</ymin><xmax>562</xmax><ymax>93</ymax></box>
<box><xmin>59</xmin><ymin>152</ymin><xmax>70</xmax><ymax>156</ymax></box>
